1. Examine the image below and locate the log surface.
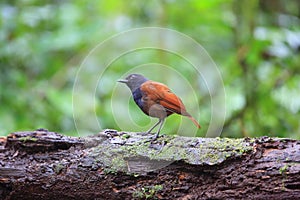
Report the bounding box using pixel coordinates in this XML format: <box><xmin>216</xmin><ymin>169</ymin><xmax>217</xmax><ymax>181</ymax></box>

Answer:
<box><xmin>0</xmin><ymin>129</ymin><xmax>300</xmax><ymax>200</ymax></box>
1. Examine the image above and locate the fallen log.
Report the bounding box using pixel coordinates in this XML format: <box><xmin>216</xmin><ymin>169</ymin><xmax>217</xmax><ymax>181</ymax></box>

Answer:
<box><xmin>0</xmin><ymin>129</ymin><xmax>299</xmax><ymax>199</ymax></box>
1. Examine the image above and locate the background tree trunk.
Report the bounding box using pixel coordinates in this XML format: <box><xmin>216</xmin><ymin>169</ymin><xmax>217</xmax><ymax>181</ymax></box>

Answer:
<box><xmin>0</xmin><ymin>129</ymin><xmax>300</xmax><ymax>200</ymax></box>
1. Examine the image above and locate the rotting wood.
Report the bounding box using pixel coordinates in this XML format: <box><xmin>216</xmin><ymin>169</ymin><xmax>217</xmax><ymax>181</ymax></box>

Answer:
<box><xmin>0</xmin><ymin>129</ymin><xmax>300</xmax><ymax>200</ymax></box>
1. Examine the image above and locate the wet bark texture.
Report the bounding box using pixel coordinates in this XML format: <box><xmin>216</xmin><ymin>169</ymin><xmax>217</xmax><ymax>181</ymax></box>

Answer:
<box><xmin>0</xmin><ymin>129</ymin><xmax>300</xmax><ymax>200</ymax></box>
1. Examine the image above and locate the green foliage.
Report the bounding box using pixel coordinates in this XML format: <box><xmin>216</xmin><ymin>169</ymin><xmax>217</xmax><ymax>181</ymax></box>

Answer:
<box><xmin>0</xmin><ymin>0</ymin><xmax>299</xmax><ymax>138</ymax></box>
<box><xmin>132</xmin><ymin>185</ymin><xmax>163</xmax><ymax>199</ymax></box>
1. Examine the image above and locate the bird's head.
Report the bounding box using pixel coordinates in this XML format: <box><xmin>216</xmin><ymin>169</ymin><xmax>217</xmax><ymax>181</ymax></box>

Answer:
<box><xmin>118</xmin><ymin>74</ymin><xmax>148</xmax><ymax>92</ymax></box>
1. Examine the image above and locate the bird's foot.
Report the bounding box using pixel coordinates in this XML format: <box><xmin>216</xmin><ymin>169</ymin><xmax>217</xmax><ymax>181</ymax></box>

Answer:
<box><xmin>149</xmin><ymin>132</ymin><xmax>162</xmax><ymax>140</ymax></box>
<box><xmin>137</xmin><ymin>132</ymin><xmax>162</xmax><ymax>139</ymax></box>
<box><xmin>140</xmin><ymin>132</ymin><xmax>163</xmax><ymax>144</ymax></box>
<box><xmin>137</xmin><ymin>132</ymin><xmax>166</xmax><ymax>151</ymax></box>
<box><xmin>148</xmin><ymin>137</ymin><xmax>166</xmax><ymax>152</ymax></box>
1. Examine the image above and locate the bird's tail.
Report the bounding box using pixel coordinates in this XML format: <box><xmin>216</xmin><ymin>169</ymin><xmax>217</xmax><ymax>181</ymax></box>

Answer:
<box><xmin>187</xmin><ymin>116</ymin><xmax>201</xmax><ymax>129</ymax></box>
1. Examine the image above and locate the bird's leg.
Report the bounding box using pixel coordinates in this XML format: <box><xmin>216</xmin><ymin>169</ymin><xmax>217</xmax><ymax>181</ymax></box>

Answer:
<box><xmin>154</xmin><ymin>118</ymin><xmax>165</xmax><ymax>139</ymax></box>
<box><xmin>146</xmin><ymin>119</ymin><xmax>161</xmax><ymax>134</ymax></box>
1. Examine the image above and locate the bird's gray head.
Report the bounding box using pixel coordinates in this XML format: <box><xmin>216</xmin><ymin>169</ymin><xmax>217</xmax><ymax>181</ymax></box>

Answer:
<box><xmin>117</xmin><ymin>74</ymin><xmax>148</xmax><ymax>92</ymax></box>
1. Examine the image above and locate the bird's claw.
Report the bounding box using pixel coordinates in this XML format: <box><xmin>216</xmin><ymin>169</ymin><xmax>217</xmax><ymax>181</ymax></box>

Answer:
<box><xmin>148</xmin><ymin>138</ymin><xmax>166</xmax><ymax>152</ymax></box>
<box><xmin>137</xmin><ymin>132</ymin><xmax>161</xmax><ymax>140</ymax></box>
<box><xmin>148</xmin><ymin>133</ymin><xmax>161</xmax><ymax>140</ymax></box>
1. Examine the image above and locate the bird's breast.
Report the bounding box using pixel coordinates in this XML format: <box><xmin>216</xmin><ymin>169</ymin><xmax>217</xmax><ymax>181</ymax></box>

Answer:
<box><xmin>132</xmin><ymin>88</ymin><xmax>146</xmax><ymax>111</ymax></box>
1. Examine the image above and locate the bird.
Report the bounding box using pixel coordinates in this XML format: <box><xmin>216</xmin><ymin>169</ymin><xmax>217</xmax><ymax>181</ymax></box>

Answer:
<box><xmin>118</xmin><ymin>74</ymin><xmax>201</xmax><ymax>139</ymax></box>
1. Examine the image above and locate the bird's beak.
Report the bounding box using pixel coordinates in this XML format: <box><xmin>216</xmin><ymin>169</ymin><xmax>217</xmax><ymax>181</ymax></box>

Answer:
<box><xmin>117</xmin><ymin>79</ymin><xmax>128</xmax><ymax>83</ymax></box>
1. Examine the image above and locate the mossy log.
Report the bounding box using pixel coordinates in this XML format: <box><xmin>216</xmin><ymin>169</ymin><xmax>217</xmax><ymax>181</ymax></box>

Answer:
<box><xmin>0</xmin><ymin>129</ymin><xmax>300</xmax><ymax>199</ymax></box>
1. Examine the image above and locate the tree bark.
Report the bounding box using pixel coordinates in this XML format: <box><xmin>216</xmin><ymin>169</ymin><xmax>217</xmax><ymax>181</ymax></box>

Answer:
<box><xmin>0</xmin><ymin>129</ymin><xmax>299</xmax><ymax>200</ymax></box>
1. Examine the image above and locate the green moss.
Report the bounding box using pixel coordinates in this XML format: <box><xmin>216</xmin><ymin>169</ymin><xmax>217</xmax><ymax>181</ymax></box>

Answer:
<box><xmin>279</xmin><ymin>164</ymin><xmax>289</xmax><ymax>175</ymax></box>
<box><xmin>279</xmin><ymin>163</ymin><xmax>291</xmax><ymax>190</ymax></box>
<box><xmin>88</xmin><ymin>132</ymin><xmax>253</xmax><ymax>174</ymax></box>
<box><xmin>103</xmin><ymin>168</ymin><xmax>118</xmax><ymax>175</ymax></box>
<box><xmin>19</xmin><ymin>136</ymin><xmax>38</xmax><ymax>142</ymax></box>
<box><xmin>110</xmin><ymin>156</ymin><xmax>127</xmax><ymax>172</ymax></box>
<box><xmin>54</xmin><ymin>164</ymin><xmax>65</xmax><ymax>174</ymax></box>
<box><xmin>132</xmin><ymin>184</ymin><xmax>163</xmax><ymax>199</ymax></box>
<box><xmin>121</xmin><ymin>134</ymin><xmax>130</xmax><ymax>139</ymax></box>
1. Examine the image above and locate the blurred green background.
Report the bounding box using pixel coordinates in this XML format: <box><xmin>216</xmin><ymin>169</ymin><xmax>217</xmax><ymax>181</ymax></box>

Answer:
<box><xmin>1</xmin><ymin>0</ymin><xmax>299</xmax><ymax>139</ymax></box>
